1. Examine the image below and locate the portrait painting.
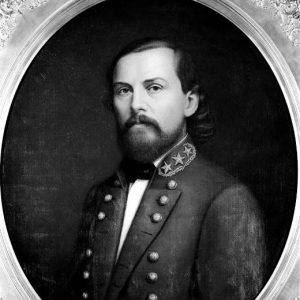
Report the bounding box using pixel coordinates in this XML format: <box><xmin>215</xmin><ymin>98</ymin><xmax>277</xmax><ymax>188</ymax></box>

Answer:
<box><xmin>0</xmin><ymin>0</ymin><xmax>299</xmax><ymax>299</ymax></box>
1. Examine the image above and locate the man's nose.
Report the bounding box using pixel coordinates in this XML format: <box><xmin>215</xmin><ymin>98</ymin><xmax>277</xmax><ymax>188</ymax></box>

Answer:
<box><xmin>130</xmin><ymin>89</ymin><xmax>147</xmax><ymax>113</ymax></box>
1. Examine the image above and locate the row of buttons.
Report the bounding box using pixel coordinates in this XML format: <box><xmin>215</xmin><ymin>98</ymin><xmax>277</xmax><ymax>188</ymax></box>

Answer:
<box><xmin>81</xmin><ymin>255</ymin><xmax>160</xmax><ymax>298</ymax></box>
<box><xmin>97</xmin><ymin>192</ymin><xmax>114</xmax><ymax>220</ymax></box>
<box><xmin>97</xmin><ymin>179</ymin><xmax>177</xmax><ymax>221</ymax></box>
<box><xmin>82</xmin><ymin>189</ymin><xmax>117</xmax><ymax>298</ymax></box>
<box><xmin>82</xmin><ymin>248</ymin><xmax>93</xmax><ymax>298</ymax></box>
<box><xmin>97</xmin><ymin>194</ymin><xmax>171</xmax><ymax>223</ymax></box>
<box><xmin>146</xmin><ymin>179</ymin><xmax>176</xmax><ymax>300</ymax></box>
<box><xmin>98</xmin><ymin>211</ymin><xmax>164</xmax><ymax>224</ymax></box>
<box><xmin>145</xmin><ymin>182</ymin><xmax>176</xmax><ymax>300</ymax></box>
<box><xmin>147</xmin><ymin>251</ymin><xmax>159</xmax><ymax>297</ymax></box>
<box><xmin>98</xmin><ymin>212</ymin><xmax>164</xmax><ymax>225</ymax></box>
<box><xmin>144</xmin><ymin>179</ymin><xmax>177</xmax><ymax>300</ymax></box>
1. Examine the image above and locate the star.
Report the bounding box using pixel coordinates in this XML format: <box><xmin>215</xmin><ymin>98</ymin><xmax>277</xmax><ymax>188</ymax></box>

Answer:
<box><xmin>183</xmin><ymin>146</ymin><xmax>192</xmax><ymax>157</ymax></box>
<box><xmin>172</xmin><ymin>152</ymin><xmax>184</xmax><ymax>165</ymax></box>
<box><xmin>161</xmin><ymin>161</ymin><xmax>172</xmax><ymax>174</ymax></box>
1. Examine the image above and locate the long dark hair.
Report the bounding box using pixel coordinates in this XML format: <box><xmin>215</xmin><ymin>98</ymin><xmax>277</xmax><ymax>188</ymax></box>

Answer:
<box><xmin>107</xmin><ymin>37</ymin><xmax>215</xmax><ymax>147</ymax></box>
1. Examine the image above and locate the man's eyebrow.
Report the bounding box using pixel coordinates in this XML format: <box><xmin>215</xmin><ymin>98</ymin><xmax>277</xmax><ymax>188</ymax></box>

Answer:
<box><xmin>113</xmin><ymin>82</ymin><xmax>130</xmax><ymax>87</ymax></box>
<box><xmin>144</xmin><ymin>77</ymin><xmax>168</xmax><ymax>84</ymax></box>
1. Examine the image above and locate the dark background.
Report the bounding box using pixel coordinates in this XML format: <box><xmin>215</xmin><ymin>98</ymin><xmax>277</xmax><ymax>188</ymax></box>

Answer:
<box><xmin>1</xmin><ymin>0</ymin><xmax>297</xmax><ymax>299</ymax></box>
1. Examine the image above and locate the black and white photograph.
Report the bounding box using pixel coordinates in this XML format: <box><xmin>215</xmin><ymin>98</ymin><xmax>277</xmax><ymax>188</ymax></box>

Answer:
<box><xmin>0</xmin><ymin>0</ymin><xmax>299</xmax><ymax>299</ymax></box>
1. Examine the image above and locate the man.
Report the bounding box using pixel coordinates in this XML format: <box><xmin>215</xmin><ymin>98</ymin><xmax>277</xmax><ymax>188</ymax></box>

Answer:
<box><xmin>66</xmin><ymin>38</ymin><xmax>266</xmax><ymax>300</ymax></box>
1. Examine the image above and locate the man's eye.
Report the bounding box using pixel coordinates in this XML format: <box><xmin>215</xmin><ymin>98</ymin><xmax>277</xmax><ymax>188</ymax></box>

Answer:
<box><xmin>147</xmin><ymin>85</ymin><xmax>162</xmax><ymax>93</ymax></box>
<box><xmin>117</xmin><ymin>87</ymin><xmax>131</xmax><ymax>95</ymax></box>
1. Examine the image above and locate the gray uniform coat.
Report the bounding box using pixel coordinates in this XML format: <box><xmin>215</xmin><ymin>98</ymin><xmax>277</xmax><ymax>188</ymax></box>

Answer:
<box><xmin>66</xmin><ymin>137</ymin><xmax>266</xmax><ymax>299</ymax></box>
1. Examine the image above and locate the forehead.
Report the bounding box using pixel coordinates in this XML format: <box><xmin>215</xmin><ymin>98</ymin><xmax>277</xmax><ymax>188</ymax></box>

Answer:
<box><xmin>113</xmin><ymin>48</ymin><xmax>178</xmax><ymax>82</ymax></box>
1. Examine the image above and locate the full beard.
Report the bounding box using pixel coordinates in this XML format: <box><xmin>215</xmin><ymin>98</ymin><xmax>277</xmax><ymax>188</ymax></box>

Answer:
<box><xmin>119</xmin><ymin>115</ymin><xmax>185</xmax><ymax>164</ymax></box>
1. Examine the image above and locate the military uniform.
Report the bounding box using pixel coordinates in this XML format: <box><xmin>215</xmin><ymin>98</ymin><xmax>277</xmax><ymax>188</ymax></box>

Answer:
<box><xmin>66</xmin><ymin>137</ymin><xmax>266</xmax><ymax>300</ymax></box>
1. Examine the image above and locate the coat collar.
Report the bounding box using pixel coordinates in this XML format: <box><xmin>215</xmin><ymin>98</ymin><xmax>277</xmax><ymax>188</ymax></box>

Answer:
<box><xmin>157</xmin><ymin>135</ymin><xmax>196</xmax><ymax>177</ymax></box>
<box><xmin>116</xmin><ymin>134</ymin><xmax>197</xmax><ymax>186</ymax></box>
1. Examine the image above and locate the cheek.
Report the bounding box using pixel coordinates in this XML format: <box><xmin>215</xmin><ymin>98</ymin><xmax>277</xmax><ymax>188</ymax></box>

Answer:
<box><xmin>114</xmin><ymin>102</ymin><xmax>129</xmax><ymax>121</ymax></box>
<box><xmin>157</xmin><ymin>106</ymin><xmax>185</xmax><ymax>131</ymax></box>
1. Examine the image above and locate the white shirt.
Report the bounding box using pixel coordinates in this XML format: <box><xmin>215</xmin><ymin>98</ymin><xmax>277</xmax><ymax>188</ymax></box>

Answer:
<box><xmin>116</xmin><ymin>134</ymin><xmax>188</xmax><ymax>260</ymax></box>
<box><xmin>116</xmin><ymin>179</ymin><xmax>149</xmax><ymax>259</ymax></box>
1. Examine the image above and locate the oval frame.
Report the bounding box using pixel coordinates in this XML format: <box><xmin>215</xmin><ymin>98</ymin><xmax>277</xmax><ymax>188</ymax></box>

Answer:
<box><xmin>0</xmin><ymin>0</ymin><xmax>299</xmax><ymax>299</ymax></box>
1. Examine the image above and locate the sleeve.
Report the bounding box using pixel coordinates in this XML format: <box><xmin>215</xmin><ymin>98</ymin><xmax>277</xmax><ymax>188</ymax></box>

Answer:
<box><xmin>192</xmin><ymin>184</ymin><xmax>267</xmax><ymax>300</ymax></box>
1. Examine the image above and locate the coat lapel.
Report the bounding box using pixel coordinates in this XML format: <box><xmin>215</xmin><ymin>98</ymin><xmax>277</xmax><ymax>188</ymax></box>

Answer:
<box><xmin>106</xmin><ymin>183</ymin><xmax>181</xmax><ymax>299</ymax></box>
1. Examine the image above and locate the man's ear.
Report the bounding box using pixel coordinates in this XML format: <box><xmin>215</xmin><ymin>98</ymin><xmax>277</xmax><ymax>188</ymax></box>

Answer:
<box><xmin>184</xmin><ymin>85</ymin><xmax>199</xmax><ymax>117</ymax></box>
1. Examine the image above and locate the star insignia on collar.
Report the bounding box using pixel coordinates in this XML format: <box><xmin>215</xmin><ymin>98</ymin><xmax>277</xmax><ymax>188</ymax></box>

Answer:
<box><xmin>161</xmin><ymin>161</ymin><xmax>172</xmax><ymax>174</ymax></box>
<box><xmin>183</xmin><ymin>145</ymin><xmax>192</xmax><ymax>157</ymax></box>
<box><xmin>172</xmin><ymin>152</ymin><xmax>184</xmax><ymax>165</ymax></box>
<box><xmin>158</xmin><ymin>142</ymin><xmax>196</xmax><ymax>177</ymax></box>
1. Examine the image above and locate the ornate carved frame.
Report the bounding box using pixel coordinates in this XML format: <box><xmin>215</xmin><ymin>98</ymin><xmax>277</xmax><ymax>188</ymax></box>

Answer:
<box><xmin>0</xmin><ymin>0</ymin><xmax>299</xmax><ymax>299</ymax></box>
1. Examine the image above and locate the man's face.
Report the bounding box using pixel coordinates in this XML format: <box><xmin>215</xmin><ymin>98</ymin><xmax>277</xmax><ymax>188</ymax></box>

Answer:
<box><xmin>112</xmin><ymin>48</ymin><xmax>197</xmax><ymax>162</ymax></box>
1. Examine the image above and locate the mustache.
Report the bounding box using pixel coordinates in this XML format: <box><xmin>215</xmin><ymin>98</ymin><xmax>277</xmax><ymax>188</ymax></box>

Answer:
<box><xmin>123</xmin><ymin>114</ymin><xmax>160</xmax><ymax>133</ymax></box>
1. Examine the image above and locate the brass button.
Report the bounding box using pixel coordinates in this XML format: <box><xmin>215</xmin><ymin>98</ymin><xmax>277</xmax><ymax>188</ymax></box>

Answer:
<box><xmin>147</xmin><ymin>294</ymin><xmax>158</xmax><ymax>300</ymax></box>
<box><xmin>167</xmin><ymin>180</ymin><xmax>177</xmax><ymax>190</ymax></box>
<box><xmin>151</xmin><ymin>213</ymin><xmax>162</xmax><ymax>223</ymax></box>
<box><xmin>97</xmin><ymin>211</ymin><xmax>106</xmax><ymax>221</ymax></box>
<box><xmin>85</xmin><ymin>249</ymin><xmax>92</xmax><ymax>257</ymax></box>
<box><xmin>83</xmin><ymin>271</ymin><xmax>90</xmax><ymax>279</ymax></box>
<box><xmin>104</xmin><ymin>194</ymin><xmax>112</xmax><ymax>202</ymax></box>
<box><xmin>146</xmin><ymin>272</ymin><xmax>158</xmax><ymax>283</ymax></box>
<box><xmin>114</xmin><ymin>179</ymin><xmax>121</xmax><ymax>187</ymax></box>
<box><xmin>148</xmin><ymin>251</ymin><xmax>159</xmax><ymax>263</ymax></box>
<box><xmin>82</xmin><ymin>292</ymin><xmax>88</xmax><ymax>299</ymax></box>
<box><xmin>158</xmin><ymin>195</ymin><xmax>169</xmax><ymax>206</ymax></box>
